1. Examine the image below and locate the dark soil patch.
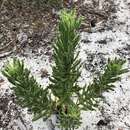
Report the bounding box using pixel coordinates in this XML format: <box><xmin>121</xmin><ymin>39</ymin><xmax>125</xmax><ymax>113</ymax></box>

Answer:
<box><xmin>0</xmin><ymin>0</ymin><xmax>116</xmax><ymax>55</ymax></box>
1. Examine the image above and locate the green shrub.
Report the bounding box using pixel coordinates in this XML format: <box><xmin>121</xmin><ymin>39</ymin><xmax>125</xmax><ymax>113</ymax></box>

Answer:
<box><xmin>2</xmin><ymin>10</ymin><xmax>128</xmax><ymax>130</ymax></box>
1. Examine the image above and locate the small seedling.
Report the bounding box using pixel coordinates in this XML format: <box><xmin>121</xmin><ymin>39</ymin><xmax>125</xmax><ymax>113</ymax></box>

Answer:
<box><xmin>2</xmin><ymin>10</ymin><xmax>128</xmax><ymax>130</ymax></box>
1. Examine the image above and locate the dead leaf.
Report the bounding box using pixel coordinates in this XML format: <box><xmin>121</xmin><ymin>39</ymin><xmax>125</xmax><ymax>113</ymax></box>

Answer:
<box><xmin>40</xmin><ymin>68</ymin><xmax>49</xmax><ymax>78</ymax></box>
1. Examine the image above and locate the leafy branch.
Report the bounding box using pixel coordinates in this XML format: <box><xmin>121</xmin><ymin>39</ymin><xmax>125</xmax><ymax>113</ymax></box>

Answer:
<box><xmin>2</xmin><ymin>59</ymin><xmax>52</xmax><ymax>121</ymax></box>
<box><xmin>78</xmin><ymin>58</ymin><xmax>128</xmax><ymax>111</ymax></box>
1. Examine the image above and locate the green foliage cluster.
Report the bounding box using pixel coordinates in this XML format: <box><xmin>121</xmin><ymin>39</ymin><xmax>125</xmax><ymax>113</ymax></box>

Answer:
<box><xmin>50</xmin><ymin>10</ymin><xmax>82</xmax><ymax>105</ymax></box>
<box><xmin>2</xmin><ymin>59</ymin><xmax>51</xmax><ymax>120</ymax></box>
<box><xmin>2</xmin><ymin>10</ymin><xmax>128</xmax><ymax>130</ymax></box>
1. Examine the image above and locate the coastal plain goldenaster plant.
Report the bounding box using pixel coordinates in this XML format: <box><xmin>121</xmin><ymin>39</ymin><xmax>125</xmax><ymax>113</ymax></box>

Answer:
<box><xmin>2</xmin><ymin>10</ymin><xmax>128</xmax><ymax>130</ymax></box>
